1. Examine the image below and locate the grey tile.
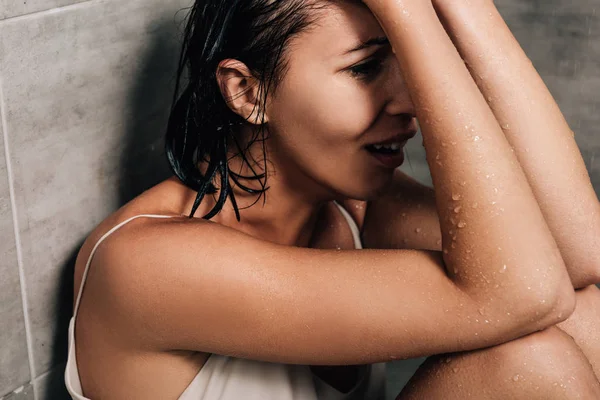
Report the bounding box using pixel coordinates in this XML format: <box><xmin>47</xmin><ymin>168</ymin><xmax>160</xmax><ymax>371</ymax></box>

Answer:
<box><xmin>399</xmin><ymin>129</ymin><xmax>432</xmax><ymax>188</ymax></box>
<box><xmin>386</xmin><ymin>358</ymin><xmax>427</xmax><ymax>399</ymax></box>
<box><xmin>0</xmin><ymin>112</ymin><xmax>30</xmax><ymax>398</ymax></box>
<box><xmin>0</xmin><ymin>383</ymin><xmax>34</xmax><ymax>400</ymax></box>
<box><xmin>0</xmin><ymin>0</ymin><xmax>90</xmax><ymax>21</ymax></box>
<box><xmin>0</xmin><ymin>0</ymin><xmax>191</xmax><ymax>375</ymax></box>
<box><xmin>33</xmin><ymin>364</ymin><xmax>68</xmax><ymax>400</ymax></box>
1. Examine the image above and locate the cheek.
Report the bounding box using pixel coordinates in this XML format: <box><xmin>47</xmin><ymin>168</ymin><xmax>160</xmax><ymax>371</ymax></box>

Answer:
<box><xmin>273</xmin><ymin>70</ymin><xmax>380</xmax><ymax>146</ymax></box>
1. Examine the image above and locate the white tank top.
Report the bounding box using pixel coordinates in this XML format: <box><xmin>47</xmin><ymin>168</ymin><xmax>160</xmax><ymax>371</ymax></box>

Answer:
<box><xmin>65</xmin><ymin>202</ymin><xmax>386</xmax><ymax>399</ymax></box>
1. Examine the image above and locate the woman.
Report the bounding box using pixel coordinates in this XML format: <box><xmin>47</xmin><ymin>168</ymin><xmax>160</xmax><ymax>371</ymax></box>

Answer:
<box><xmin>65</xmin><ymin>0</ymin><xmax>600</xmax><ymax>398</ymax></box>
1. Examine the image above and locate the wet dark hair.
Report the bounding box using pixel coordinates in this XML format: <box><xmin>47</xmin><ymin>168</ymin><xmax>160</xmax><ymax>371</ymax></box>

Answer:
<box><xmin>165</xmin><ymin>0</ymin><xmax>327</xmax><ymax>221</ymax></box>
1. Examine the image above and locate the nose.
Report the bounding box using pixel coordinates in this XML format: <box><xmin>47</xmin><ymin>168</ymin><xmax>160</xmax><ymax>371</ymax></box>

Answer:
<box><xmin>382</xmin><ymin>58</ymin><xmax>416</xmax><ymax>118</ymax></box>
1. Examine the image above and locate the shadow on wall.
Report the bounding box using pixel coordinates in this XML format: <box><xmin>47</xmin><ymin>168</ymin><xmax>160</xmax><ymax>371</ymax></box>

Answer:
<box><xmin>117</xmin><ymin>17</ymin><xmax>183</xmax><ymax>205</ymax></box>
<box><xmin>45</xmin><ymin>15</ymin><xmax>186</xmax><ymax>400</ymax></box>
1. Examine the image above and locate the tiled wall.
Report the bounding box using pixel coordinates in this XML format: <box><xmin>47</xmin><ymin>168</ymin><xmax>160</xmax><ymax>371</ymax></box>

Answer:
<box><xmin>0</xmin><ymin>0</ymin><xmax>191</xmax><ymax>398</ymax></box>
<box><xmin>0</xmin><ymin>0</ymin><xmax>598</xmax><ymax>399</ymax></box>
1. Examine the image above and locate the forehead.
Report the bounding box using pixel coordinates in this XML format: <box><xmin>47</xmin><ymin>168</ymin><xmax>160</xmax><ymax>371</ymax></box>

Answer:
<box><xmin>292</xmin><ymin>1</ymin><xmax>386</xmax><ymax>59</ymax></box>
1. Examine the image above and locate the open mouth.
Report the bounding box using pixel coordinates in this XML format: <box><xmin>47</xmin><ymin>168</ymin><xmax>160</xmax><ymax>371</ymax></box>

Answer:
<box><xmin>365</xmin><ymin>142</ymin><xmax>406</xmax><ymax>168</ymax></box>
<box><xmin>365</xmin><ymin>142</ymin><xmax>404</xmax><ymax>155</ymax></box>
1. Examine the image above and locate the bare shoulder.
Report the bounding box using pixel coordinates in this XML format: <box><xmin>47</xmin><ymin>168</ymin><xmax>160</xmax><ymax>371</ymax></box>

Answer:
<box><xmin>72</xmin><ymin>177</ymin><xmax>190</xmax><ymax>308</ymax></box>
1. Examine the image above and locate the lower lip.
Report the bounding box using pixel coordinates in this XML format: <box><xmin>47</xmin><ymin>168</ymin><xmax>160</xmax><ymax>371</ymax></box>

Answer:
<box><xmin>366</xmin><ymin>144</ymin><xmax>406</xmax><ymax>169</ymax></box>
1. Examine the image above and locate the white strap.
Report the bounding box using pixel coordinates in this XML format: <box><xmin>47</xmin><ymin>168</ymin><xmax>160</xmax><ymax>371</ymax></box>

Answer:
<box><xmin>333</xmin><ymin>201</ymin><xmax>363</xmax><ymax>250</ymax></box>
<box><xmin>73</xmin><ymin>214</ymin><xmax>177</xmax><ymax>318</ymax></box>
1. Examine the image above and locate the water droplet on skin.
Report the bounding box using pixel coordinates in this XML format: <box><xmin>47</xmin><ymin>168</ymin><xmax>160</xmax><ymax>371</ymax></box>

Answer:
<box><xmin>454</xmin><ymin>206</ymin><xmax>462</xmax><ymax>213</ymax></box>
<box><xmin>461</xmin><ymin>181</ymin><xmax>467</xmax><ymax>186</ymax></box>
<box><xmin>401</xmin><ymin>213</ymin><xmax>407</xmax><ymax>217</ymax></box>
<box><xmin>478</xmin><ymin>308</ymin><xmax>485</xmax><ymax>315</ymax></box>
<box><xmin>458</xmin><ymin>221</ymin><xmax>467</xmax><ymax>228</ymax></box>
<box><xmin>453</xmin><ymin>268</ymin><xmax>458</xmax><ymax>274</ymax></box>
<box><xmin>450</xmin><ymin>217</ymin><xmax>456</xmax><ymax>225</ymax></box>
<box><xmin>444</xmin><ymin>249</ymin><xmax>449</xmax><ymax>254</ymax></box>
<box><xmin>441</xmin><ymin>142</ymin><xmax>448</xmax><ymax>148</ymax></box>
<box><xmin>416</xmin><ymin>228</ymin><xmax>422</xmax><ymax>233</ymax></box>
<box><xmin>494</xmin><ymin>188</ymin><xmax>499</xmax><ymax>194</ymax></box>
<box><xmin>451</xmin><ymin>141</ymin><xmax>457</xmax><ymax>146</ymax></box>
<box><xmin>452</xmin><ymin>194</ymin><xmax>461</xmax><ymax>201</ymax></box>
<box><xmin>452</xmin><ymin>367</ymin><xmax>459</xmax><ymax>373</ymax></box>
<box><xmin>503</xmin><ymin>124</ymin><xmax>510</xmax><ymax>130</ymax></box>
<box><xmin>500</xmin><ymin>265</ymin><xmax>507</xmax><ymax>273</ymax></box>
<box><xmin>473</xmin><ymin>136</ymin><xmax>481</xmax><ymax>142</ymax></box>
<box><xmin>445</xmin><ymin>357</ymin><xmax>452</xmax><ymax>363</ymax></box>
<box><xmin>451</xmin><ymin>243</ymin><xmax>456</xmax><ymax>249</ymax></box>
<box><xmin>471</xmin><ymin>202</ymin><xmax>478</xmax><ymax>209</ymax></box>
<box><xmin>513</xmin><ymin>374</ymin><xmax>520</xmax><ymax>382</ymax></box>
<box><xmin>436</xmin><ymin>239</ymin><xmax>442</xmax><ymax>246</ymax></box>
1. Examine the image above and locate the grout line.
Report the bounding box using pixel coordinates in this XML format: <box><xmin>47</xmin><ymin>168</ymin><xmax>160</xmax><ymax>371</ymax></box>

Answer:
<box><xmin>0</xmin><ymin>0</ymin><xmax>100</xmax><ymax>25</ymax></box>
<box><xmin>0</xmin><ymin>76</ymin><xmax>37</xmax><ymax>379</ymax></box>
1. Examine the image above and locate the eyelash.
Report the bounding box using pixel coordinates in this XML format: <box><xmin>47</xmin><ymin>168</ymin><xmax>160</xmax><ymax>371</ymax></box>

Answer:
<box><xmin>348</xmin><ymin>57</ymin><xmax>384</xmax><ymax>82</ymax></box>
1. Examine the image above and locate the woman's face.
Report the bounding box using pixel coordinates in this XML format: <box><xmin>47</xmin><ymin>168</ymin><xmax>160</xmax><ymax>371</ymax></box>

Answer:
<box><xmin>264</xmin><ymin>1</ymin><xmax>418</xmax><ymax>201</ymax></box>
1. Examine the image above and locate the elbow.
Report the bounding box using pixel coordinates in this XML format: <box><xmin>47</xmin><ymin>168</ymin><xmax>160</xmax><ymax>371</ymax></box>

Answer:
<box><xmin>535</xmin><ymin>284</ymin><xmax>577</xmax><ymax>328</ymax></box>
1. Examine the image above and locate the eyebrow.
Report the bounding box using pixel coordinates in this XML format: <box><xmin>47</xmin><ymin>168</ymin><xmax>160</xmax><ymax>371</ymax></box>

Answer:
<box><xmin>345</xmin><ymin>36</ymin><xmax>389</xmax><ymax>54</ymax></box>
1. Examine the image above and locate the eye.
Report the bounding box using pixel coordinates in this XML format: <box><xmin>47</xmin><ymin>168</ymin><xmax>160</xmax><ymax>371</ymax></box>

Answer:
<box><xmin>348</xmin><ymin>58</ymin><xmax>384</xmax><ymax>82</ymax></box>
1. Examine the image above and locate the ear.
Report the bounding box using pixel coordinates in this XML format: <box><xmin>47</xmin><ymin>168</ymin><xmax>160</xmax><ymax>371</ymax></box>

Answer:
<box><xmin>216</xmin><ymin>59</ymin><xmax>269</xmax><ymax>125</ymax></box>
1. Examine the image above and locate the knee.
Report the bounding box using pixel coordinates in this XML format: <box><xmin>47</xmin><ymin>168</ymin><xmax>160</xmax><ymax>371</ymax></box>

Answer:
<box><xmin>396</xmin><ymin>327</ymin><xmax>600</xmax><ymax>400</ymax></box>
<box><xmin>485</xmin><ymin>326</ymin><xmax>600</xmax><ymax>397</ymax></box>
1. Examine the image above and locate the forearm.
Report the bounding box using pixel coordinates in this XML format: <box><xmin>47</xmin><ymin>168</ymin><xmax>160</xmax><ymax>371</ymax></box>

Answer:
<box><xmin>362</xmin><ymin>0</ymin><xmax>574</xmax><ymax>314</ymax></box>
<box><xmin>432</xmin><ymin>0</ymin><xmax>600</xmax><ymax>289</ymax></box>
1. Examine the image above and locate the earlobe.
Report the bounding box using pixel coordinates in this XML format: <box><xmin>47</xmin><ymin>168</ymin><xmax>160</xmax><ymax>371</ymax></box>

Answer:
<box><xmin>216</xmin><ymin>59</ymin><xmax>269</xmax><ymax>125</ymax></box>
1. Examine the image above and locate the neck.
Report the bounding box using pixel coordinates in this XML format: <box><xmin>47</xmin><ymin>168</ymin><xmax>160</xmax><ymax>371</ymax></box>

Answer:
<box><xmin>182</xmin><ymin>133</ymin><xmax>337</xmax><ymax>247</ymax></box>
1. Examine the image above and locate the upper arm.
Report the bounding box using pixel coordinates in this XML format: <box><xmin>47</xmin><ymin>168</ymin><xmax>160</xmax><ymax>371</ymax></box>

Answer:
<box><xmin>362</xmin><ymin>169</ymin><xmax>442</xmax><ymax>252</ymax></box>
<box><xmin>93</xmin><ymin>215</ymin><xmax>557</xmax><ymax>366</ymax></box>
